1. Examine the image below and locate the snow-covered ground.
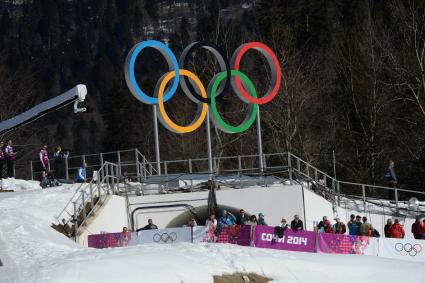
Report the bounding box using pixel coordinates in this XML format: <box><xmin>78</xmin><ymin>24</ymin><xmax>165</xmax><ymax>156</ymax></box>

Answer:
<box><xmin>0</xmin><ymin>181</ymin><xmax>424</xmax><ymax>283</ymax></box>
<box><xmin>0</xmin><ymin>178</ymin><xmax>41</xmax><ymax>191</ymax></box>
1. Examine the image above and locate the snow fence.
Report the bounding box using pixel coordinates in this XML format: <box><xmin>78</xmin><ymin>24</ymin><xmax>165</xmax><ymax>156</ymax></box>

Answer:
<box><xmin>87</xmin><ymin>225</ymin><xmax>425</xmax><ymax>263</ymax></box>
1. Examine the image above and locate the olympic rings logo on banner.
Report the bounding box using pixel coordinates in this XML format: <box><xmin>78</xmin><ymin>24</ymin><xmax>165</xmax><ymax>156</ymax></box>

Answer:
<box><xmin>153</xmin><ymin>232</ymin><xmax>178</xmax><ymax>243</ymax></box>
<box><xmin>124</xmin><ymin>40</ymin><xmax>281</xmax><ymax>134</ymax></box>
<box><xmin>394</xmin><ymin>242</ymin><xmax>422</xmax><ymax>257</ymax></box>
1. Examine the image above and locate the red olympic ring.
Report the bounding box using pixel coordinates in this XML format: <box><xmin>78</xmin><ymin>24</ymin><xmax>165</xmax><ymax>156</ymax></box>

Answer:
<box><xmin>232</xmin><ymin>42</ymin><xmax>282</xmax><ymax>105</ymax></box>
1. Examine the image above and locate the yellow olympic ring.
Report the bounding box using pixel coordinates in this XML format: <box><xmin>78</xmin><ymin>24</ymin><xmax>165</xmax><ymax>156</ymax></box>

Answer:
<box><xmin>157</xmin><ymin>69</ymin><xmax>208</xmax><ymax>133</ymax></box>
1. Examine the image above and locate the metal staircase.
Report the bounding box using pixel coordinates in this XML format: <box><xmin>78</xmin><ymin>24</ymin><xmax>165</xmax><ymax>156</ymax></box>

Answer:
<box><xmin>53</xmin><ymin>162</ymin><xmax>121</xmax><ymax>239</ymax></box>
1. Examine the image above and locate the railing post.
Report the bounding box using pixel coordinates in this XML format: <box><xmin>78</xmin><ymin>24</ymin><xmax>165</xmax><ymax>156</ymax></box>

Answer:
<box><xmin>30</xmin><ymin>160</ymin><xmax>34</xmax><ymax>180</ymax></box>
<box><xmin>100</xmin><ymin>152</ymin><xmax>104</xmax><ymax>167</ymax></box>
<box><xmin>238</xmin><ymin>155</ymin><xmax>242</xmax><ymax>175</ymax></box>
<box><xmin>362</xmin><ymin>184</ymin><xmax>366</xmax><ymax>212</ymax></box>
<box><xmin>287</xmin><ymin>153</ymin><xmax>293</xmax><ymax>185</ymax></box>
<box><xmin>297</xmin><ymin>158</ymin><xmax>301</xmax><ymax>173</ymax></box>
<box><xmin>213</xmin><ymin>157</ymin><xmax>217</xmax><ymax>174</ymax></box>
<box><xmin>164</xmin><ymin>161</ymin><xmax>168</xmax><ymax>176</ymax></box>
<box><xmin>262</xmin><ymin>154</ymin><xmax>267</xmax><ymax>172</ymax></box>
<box><xmin>65</xmin><ymin>156</ymin><xmax>69</xmax><ymax>180</ymax></box>
<box><xmin>90</xmin><ymin>183</ymin><xmax>94</xmax><ymax>209</ymax></box>
<box><xmin>117</xmin><ymin>150</ymin><xmax>121</xmax><ymax>176</ymax></box>
<box><xmin>336</xmin><ymin>181</ymin><xmax>341</xmax><ymax>206</ymax></box>
<box><xmin>135</xmin><ymin>149</ymin><xmax>140</xmax><ymax>182</ymax></box>
<box><xmin>395</xmin><ymin>187</ymin><xmax>399</xmax><ymax>211</ymax></box>
<box><xmin>73</xmin><ymin>202</ymin><xmax>77</xmax><ymax>222</ymax></box>
<box><xmin>188</xmin><ymin>159</ymin><xmax>192</xmax><ymax>174</ymax></box>
<box><xmin>81</xmin><ymin>191</ymin><xmax>86</xmax><ymax>219</ymax></box>
<box><xmin>82</xmin><ymin>155</ymin><xmax>86</xmax><ymax>182</ymax></box>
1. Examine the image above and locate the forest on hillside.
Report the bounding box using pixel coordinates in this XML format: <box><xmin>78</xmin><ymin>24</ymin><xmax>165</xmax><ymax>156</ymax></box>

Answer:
<box><xmin>0</xmin><ymin>0</ymin><xmax>424</xmax><ymax>190</ymax></box>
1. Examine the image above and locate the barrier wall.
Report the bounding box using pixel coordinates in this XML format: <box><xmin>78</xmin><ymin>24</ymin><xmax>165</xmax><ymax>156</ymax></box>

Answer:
<box><xmin>88</xmin><ymin>225</ymin><xmax>425</xmax><ymax>263</ymax></box>
<box><xmin>317</xmin><ymin>233</ymin><xmax>379</xmax><ymax>256</ymax></box>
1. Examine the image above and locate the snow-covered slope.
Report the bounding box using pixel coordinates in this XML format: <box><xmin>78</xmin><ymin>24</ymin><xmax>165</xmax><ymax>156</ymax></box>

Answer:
<box><xmin>0</xmin><ymin>183</ymin><xmax>424</xmax><ymax>283</ymax></box>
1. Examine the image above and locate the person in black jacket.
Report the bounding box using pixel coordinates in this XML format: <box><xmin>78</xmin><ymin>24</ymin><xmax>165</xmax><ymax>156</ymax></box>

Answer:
<box><xmin>236</xmin><ymin>209</ymin><xmax>249</xmax><ymax>225</ymax></box>
<box><xmin>290</xmin><ymin>214</ymin><xmax>304</xmax><ymax>231</ymax></box>
<box><xmin>137</xmin><ymin>219</ymin><xmax>158</xmax><ymax>232</ymax></box>
<box><xmin>53</xmin><ymin>145</ymin><xmax>69</xmax><ymax>179</ymax></box>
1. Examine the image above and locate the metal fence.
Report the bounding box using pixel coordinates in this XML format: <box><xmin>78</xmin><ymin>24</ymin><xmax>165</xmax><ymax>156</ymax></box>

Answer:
<box><xmin>29</xmin><ymin>148</ymin><xmax>425</xmax><ymax>211</ymax></box>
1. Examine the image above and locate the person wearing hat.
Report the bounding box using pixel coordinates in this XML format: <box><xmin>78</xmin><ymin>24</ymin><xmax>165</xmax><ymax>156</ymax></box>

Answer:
<box><xmin>333</xmin><ymin>217</ymin><xmax>346</xmax><ymax>234</ymax></box>
<box><xmin>257</xmin><ymin>213</ymin><xmax>267</xmax><ymax>226</ymax></box>
<box><xmin>0</xmin><ymin>141</ymin><xmax>4</xmax><ymax>179</ymax></box>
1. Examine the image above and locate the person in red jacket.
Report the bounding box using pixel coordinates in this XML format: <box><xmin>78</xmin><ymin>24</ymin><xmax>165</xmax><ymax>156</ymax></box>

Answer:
<box><xmin>389</xmin><ymin>219</ymin><xmax>405</xmax><ymax>239</ymax></box>
<box><xmin>411</xmin><ymin>216</ymin><xmax>424</xmax><ymax>239</ymax></box>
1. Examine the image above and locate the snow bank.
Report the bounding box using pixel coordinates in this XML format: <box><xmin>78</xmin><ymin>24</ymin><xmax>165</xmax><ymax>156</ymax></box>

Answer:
<box><xmin>0</xmin><ymin>178</ymin><xmax>42</xmax><ymax>191</ymax></box>
<box><xmin>0</xmin><ymin>181</ymin><xmax>424</xmax><ymax>283</ymax></box>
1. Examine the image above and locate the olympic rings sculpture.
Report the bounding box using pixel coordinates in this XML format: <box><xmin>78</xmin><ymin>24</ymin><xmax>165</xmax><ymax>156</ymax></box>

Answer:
<box><xmin>153</xmin><ymin>232</ymin><xmax>178</xmax><ymax>243</ymax></box>
<box><xmin>395</xmin><ymin>242</ymin><xmax>422</xmax><ymax>256</ymax></box>
<box><xmin>124</xmin><ymin>40</ymin><xmax>281</xmax><ymax>134</ymax></box>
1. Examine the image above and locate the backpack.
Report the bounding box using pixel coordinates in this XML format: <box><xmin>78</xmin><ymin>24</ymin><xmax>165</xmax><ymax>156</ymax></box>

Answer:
<box><xmin>275</xmin><ymin>226</ymin><xmax>285</xmax><ymax>238</ymax></box>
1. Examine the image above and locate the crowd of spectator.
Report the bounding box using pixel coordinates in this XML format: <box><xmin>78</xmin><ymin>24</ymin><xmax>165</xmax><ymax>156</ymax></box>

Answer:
<box><xmin>133</xmin><ymin>210</ymin><xmax>425</xmax><ymax>241</ymax></box>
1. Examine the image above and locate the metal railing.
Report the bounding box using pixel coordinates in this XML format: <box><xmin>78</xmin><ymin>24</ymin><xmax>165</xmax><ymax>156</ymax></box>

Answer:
<box><xmin>56</xmin><ymin>161</ymin><xmax>121</xmax><ymax>239</ymax></box>
<box><xmin>30</xmin><ymin>148</ymin><xmax>156</xmax><ymax>182</ymax></box>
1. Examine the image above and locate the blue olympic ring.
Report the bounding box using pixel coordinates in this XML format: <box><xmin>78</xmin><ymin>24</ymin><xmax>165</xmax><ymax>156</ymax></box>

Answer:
<box><xmin>125</xmin><ymin>40</ymin><xmax>179</xmax><ymax>104</ymax></box>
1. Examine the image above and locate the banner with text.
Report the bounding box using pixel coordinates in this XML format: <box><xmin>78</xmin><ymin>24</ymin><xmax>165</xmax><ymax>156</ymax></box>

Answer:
<box><xmin>137</xmin><ymin>227</ymin><xmax>191</xmax><ymax>245</ymax></box>
<box><xmin>378</xmin><ymin>238</ymin><xmax>425</xmax><ymax>262</ymax></box>
<box><xmin>253</xmin><ymin>226</ymin><xmax>315</xmax><ymax>252</ymax></box>
<box><xmin>317</xmin><ymin>233</ymin><xmax>379</xmax><ymax>256</ymax></box>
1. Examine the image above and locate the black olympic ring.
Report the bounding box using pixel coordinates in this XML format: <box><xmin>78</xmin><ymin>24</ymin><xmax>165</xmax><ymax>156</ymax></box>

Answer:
<box><xmin>179</xmin><ymin>41</ymin><xmax>231</xmax><ymax>104</ymax></box>
<box><xmin>395</xmin><ymin>242</ymin><xmax>422</xmax><ymax>257</ymax></box>
<box><xmin>153</xmin><ymin>232</ymin><xmax>178</xmax><ymax>243</ymax></box>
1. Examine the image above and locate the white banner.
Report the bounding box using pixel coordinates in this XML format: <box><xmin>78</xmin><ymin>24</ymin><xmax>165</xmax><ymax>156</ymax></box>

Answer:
<box><xmin>378</xmin><ymin>238</ymin><xmax>425</xmax><ymax>262</ymax></box>
<box><xmin>192</xmin><ymin>226</ymin><xmax>212</xmax><ymax>243</ymax></box>
<box><xmin>136</xmin><ymin>227</ymin><xmax>192</xmax><ymax>244</ymax></box>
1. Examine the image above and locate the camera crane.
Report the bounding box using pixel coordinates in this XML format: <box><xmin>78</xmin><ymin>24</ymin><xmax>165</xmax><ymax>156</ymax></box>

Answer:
<box><xmin>0</xmin><ymin>84</ymin><xmax>87</xmax><ymax>135</ymax></box>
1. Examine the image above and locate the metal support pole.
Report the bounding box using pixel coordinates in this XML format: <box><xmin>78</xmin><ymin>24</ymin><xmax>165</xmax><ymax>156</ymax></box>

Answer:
<box><xmin>117</xmin><ymin>150</ymin><xmax>121</xmax><ymax>176</ymax></box>
<box><xmin>333</xmin><ymin>150</ymin><xmax>337</xmax><ymax>179</ymax></box>
<box><xmin>395</xmin><ymin>188</ymin><xmax>399</xmax><ymax>210</ymax></box>
<box><xmin>30</xmin><ymin>160</ymin><xmax>34</xmax><ymax>180</ymax></box>
<box><xmin>287</xmin><ymin>153</ymin><xmax>293</xmax><ymax>185</ymax></box>
<box><xmin>164</xmin><ymin>161</ymin><xmax>168</xmax><ymax>176</ymax></box>
<box><xmin>362</xmin><ymin>184</ymin><xmax>366</xmax><ymax>212</ymax></box>
<box><xmin>336</xmin><ymin>181</ymin><xmax>341</xmax><ymax>206</ymax></box>
<box><xmin>188</xmin><ymin>159</ymin><xmax>192</xmax><ymax>174</ymax></box>
<box><xmin>81</xmin><ymin>191</ymin><xmax>86</xmax><ymax>219</ymax></box>
<box><xmin>100</xmin><ymin>152</ymin><xmax>104</xmax><ymax>166</ymax></box>
<box><xmin>206</xmin><ymin>110</ymin><xmax>213</xmax><ymax>178</ymax></box>
<box><xmin>135</xmin><ymin>149</ymin><xmax>140</xmax><ymax>182</ymax></box>
<box><xmin>256</xmin><ymin>109</ymin><xmax>264</xmax><ymax>173</ymax></box>
<box><xmin>153</xmin><ymin>106</ymin><xmax>161</xmax><ymax>175</ymax></box>
<box><xmin>65</xmin><ymin>156</ymin><xmax>69</xmax><ymax>180</ymax></box>
<box><xmin>237</xmin><ymin>155</ymin><xmax>242</xmax><ymax>175</ymax></box>
<box><xmin>89</xmin><ymin>183</ymin><xmax>94</xmax><ymax>209</ymax></box>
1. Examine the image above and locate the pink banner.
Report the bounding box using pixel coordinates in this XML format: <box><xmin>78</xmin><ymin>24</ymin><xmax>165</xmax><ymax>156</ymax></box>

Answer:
<box><xmin>216</xmin><ymin>225</ymin><xmax>252</xmax><ymax>246</ymax></box>
<box><xmin>317</xmin><ymin>233</ymin><xmax>379</xmax><ymax>255</ymax></box>
<box><xmin>253</xmin><ymin>226</ymin><xmax>315</xmax><ymax>252</ymax></box>
<box><xmin>88</xmin><ymin>231</ymin><xmax>133</xmax><ymax>249</ymax></box>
